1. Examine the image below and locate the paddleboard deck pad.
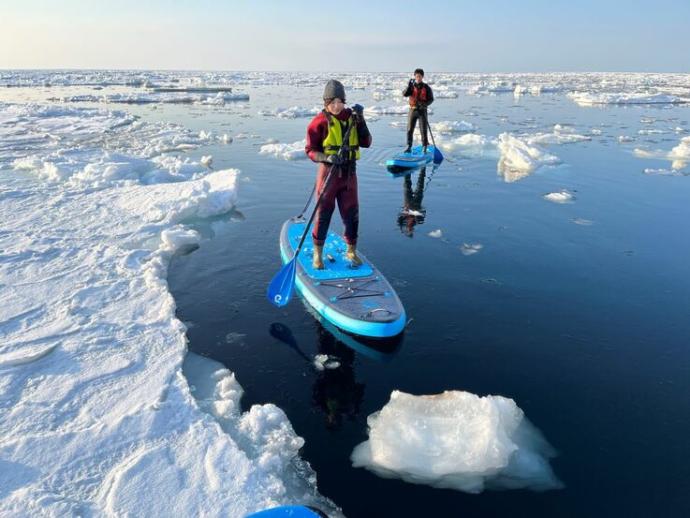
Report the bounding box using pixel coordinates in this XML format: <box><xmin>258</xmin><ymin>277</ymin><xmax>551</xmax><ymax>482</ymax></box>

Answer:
<box><xmin>280</xmin><ymin>218</ymin><xmax>406</xmax><ymax>338</ymax></box>
<box><xmin>386</xmin><ymin>145</ymin><xmax>435</xmax><ymax>170</ymax></box>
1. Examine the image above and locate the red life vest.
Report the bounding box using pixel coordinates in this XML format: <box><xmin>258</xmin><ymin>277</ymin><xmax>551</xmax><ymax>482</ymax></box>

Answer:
<box><xmin>409</xmin><ymin>83</ymin><xmax>429</xmax><ymax>107</ymax></box>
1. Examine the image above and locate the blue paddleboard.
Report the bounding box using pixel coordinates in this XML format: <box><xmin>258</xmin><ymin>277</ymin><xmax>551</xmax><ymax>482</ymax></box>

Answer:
<box><xmin>386</xmin><ymin>145</ymin><xmax>435</xmax><ymax>170</ymax></box>
<box><xmin>246</xmin><ymin>505</ymin><xmax>326</xmax><ymax>518</ymax></box>
<box><xmin>279</xmin><ymin>218</ymin><xmax>406</xmax><ymax>338</ymax></box>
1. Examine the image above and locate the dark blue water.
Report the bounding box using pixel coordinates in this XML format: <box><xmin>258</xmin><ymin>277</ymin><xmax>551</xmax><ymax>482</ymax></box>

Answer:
<box><xmin>166</xmin><ymin>88</ymin><xmax>690</xmax><ymax>517</ymax></box>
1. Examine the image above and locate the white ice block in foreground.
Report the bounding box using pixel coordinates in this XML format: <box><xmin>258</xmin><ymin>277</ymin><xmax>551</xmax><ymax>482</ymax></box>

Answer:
<box><xmin>351</xmin><ymin>390</ymin><xmax>562</xmax><ymax>493</ymax></box>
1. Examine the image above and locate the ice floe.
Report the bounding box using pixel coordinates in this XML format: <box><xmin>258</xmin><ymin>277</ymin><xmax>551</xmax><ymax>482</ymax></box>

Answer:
<box><xmin>497</xmin><ymin>133</ymin><xmax>560</xmax><ymax>181</ymax></box>
<box><xmin>430</xmin><ymin>120</ymin><xmax>476</xmax><ymax>134</ymax></box>
<box><xmin>351</xmin><ymin>390</ymin><xmax>562</xmax><ymax>493</ymax></box>
<box><xmin>543</xmin><ymin>190</ymin><xmax>575</xmax><ymax>203</ymax></box>
<box><xmin>259</xmin><ymin>140</ymin><xmax>308</xmax><ymax>161</ymax></box>
<box><xmin>568</xmin><ymin>92</ymin><xmax>688</xmax><ymax>106</ymax></box>
<box><xmin>258</xmin><ymin>106</ymin><xmax>320</xmax><ymax>119</ymax></box>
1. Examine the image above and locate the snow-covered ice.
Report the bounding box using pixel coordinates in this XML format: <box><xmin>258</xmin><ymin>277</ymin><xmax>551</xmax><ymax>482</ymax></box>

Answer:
<box><xmin>428</xmin><ymin>229</ymin><xmax>443</xmax><ymax>238</ymax></box>
<box><xmin>0</xmin><ymin>102</ymin><xmax>339</xmax><ymax>516</ymax></box>
<box><xmin>351</xmin><ymin>390</ymin><xmax>562</xmax><ymax>493</ymax></box>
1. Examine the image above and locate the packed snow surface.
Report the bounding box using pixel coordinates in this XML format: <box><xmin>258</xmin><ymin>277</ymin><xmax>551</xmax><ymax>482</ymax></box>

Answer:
<box><xmin>351</xmin><ymin>390</ymin><xmax>562</xmax><ymax>493</ymax></box>
<box><xmin>0</xmin><ymin>102</ymin><xmax>338</xmax><ymax>516</ymax></box>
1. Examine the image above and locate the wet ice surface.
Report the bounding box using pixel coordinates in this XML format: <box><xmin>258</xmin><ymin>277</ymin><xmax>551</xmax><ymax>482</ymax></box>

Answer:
<box><xmin>351</xmin><ymin>390</ymin><xmax>562</xmax><ymax>493</ymax></box>
<box><xmin>3</xmin><ymin>71</ymin><xmax>690</xmax><ymax>517</ymax></box>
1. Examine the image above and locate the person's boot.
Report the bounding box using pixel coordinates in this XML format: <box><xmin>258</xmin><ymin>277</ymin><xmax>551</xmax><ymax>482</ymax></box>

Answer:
<box><xmin>404</xmin><ymin>145</ymin><xmax>411</xmax><ymax>154</ymax></box>
<box><xmin>346</xmin><ymin>244</ymin><xmax>363</xmax><ymax>267</ymax></box>
<box><xmin>423</xmin><ymin>145</ymin><xmax>428</xmax><ymax>154</ymax></box>
<box><xmin>313</xmin><ymin>245</ymin><xmax>325</xmax><ymax>270</ymax></box>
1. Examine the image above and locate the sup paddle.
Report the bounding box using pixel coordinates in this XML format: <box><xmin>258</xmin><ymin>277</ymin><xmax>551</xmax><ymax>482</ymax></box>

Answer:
<box><xmin>424</xmin><ymin>111</ymin><xmax>444</xmax><ymax>164</ymax></box>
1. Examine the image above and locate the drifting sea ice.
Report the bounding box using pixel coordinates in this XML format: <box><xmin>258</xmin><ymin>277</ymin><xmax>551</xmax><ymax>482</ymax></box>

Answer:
<box><xmin>259</xmin><ymin>140</ymin><xmax>308</xmax><ymax>161</ymax></box>
<box><xmin>258</xmin><ymin>106</ymin><xmax>320</xmax><ymax>118</ymax></box>
<box><xmin>351</xmin><ymin>390</ymin><xmax>562</xmax><ymax>493</ymax></box>
<box><xmin>634</xmin><ymin>136</ymin><xmax>690</xmax><ymax>171</ymax></box>
<box><xmin>543</xmin><ymin>190</ymin><xmax>575</xmax><ymax>203</ymax></box>
<box><xmin>568</xmin><ymin>92</ymin><xmax>688</xmax><ymax>106</ymax></box>
<box><xmin>430</xmin><ymin>120</ymin><xmax>476</xmax><ymax>134</ymax></box>
<box><xmin>497</xmin><ymin>133</ymin><xmax>560</xmax><ymax>182</ymax></box>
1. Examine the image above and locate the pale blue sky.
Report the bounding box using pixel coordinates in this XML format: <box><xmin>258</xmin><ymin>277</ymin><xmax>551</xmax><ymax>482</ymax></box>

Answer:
<box><xmin>1</xmin><ymin>0</ymin><xmax>688</xmax><ymax>72</ymax></box>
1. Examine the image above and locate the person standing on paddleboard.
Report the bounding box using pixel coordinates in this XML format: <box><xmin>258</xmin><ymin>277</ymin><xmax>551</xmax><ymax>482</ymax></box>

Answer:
<box><xmin>305</xmin><ymin>80</ymin><xmax>372</xmax><ymax>270</ymax></box>
<box><xmin>402</xmin><ymin>68</ymin><xmax>434</xmax><ymax>154</ymax></box>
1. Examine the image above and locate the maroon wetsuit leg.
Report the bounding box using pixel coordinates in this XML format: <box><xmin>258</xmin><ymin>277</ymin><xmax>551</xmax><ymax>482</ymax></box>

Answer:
<box><xmin>312</xmin><ymin>166</ymin><xmax>338</xmax><ymax>246</ymax></box>
<box><xmin>337</xmin><ymin>172</ymin><xmax>359</xmax><ymax>245</ymax></box>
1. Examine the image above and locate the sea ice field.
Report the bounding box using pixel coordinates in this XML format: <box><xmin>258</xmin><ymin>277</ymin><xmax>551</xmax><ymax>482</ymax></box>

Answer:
<box><xmin>1</xmin><ymin>70</ymin><xmax>689</xmax><ymax>517</ymax></box>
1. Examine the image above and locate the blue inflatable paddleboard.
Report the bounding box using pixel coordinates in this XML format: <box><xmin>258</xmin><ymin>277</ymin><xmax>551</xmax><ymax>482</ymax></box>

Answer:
<box><xmin>246</xmin><ymin>505</ymin><xmax>326</xmax><ymax>518</ymax></box>
<box><xmin>386</xmin><ymin>145</ymin><xmax>435</xmax><ymax>170</ymax></box>
<box><xmin>279</xmin><ymin>218</ymin><xmax>406</xmax><ymax>338</ymax></box>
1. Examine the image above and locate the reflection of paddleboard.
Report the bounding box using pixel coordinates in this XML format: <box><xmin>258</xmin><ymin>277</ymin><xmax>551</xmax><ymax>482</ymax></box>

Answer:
<box><xmin>246</xmin><ymin>505</ymin><xmax>327</xmax><ymax>518</ymax></box>
<box><xmin>279</xmin><ymin>218</ymin><xmax>406</xmax><ymax>338</ymax></box>
<box><xmin>386</xmin><ymin>145</ymin><xmax>435</xmax><ymax>170</ymax></box>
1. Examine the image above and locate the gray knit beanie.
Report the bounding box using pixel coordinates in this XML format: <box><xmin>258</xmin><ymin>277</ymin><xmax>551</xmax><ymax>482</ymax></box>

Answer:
<box><xmin>323</xmin><ymin>79</ymin><xmax>346</xmax><ymax>102</ymax></box>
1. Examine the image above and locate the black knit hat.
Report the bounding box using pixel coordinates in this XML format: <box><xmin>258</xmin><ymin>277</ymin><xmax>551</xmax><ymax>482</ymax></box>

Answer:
<box><xmin>323</xmin><ymin>79</ymin><xmax>346</xmax><ymax>102</ymax></box>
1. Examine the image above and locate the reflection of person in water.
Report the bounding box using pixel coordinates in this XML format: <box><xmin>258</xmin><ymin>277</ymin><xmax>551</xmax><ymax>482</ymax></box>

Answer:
<box><xmin>397</xmin><ymin>167</ymin><xmax>427</xmax><ymax>238</ymax></box>
<box><xmin>311</xmin><ymin>324</ymin><xmax>365</xmax><ymax>429</ymax></box>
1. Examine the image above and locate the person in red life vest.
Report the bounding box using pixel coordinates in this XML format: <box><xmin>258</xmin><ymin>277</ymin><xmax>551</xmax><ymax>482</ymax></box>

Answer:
<box><xmin>305</xmin><ymin>79</ymin><xmax>372</xmax><ymax>269</ymax></box>
<box><xmin>402</xmin><ymin>68</ymin><xmax>434</xmax><ymax>153</ymax></box>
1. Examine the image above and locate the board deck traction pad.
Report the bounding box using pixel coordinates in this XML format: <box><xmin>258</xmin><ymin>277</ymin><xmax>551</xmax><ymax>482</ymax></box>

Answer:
<box><xmin>280</xmin><ymin>219</ymin><xmax>406</xmax><ymax>337</ymax></box>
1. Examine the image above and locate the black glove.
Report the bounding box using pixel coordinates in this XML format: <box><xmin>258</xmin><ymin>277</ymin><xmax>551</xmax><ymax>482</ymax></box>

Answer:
<box><xmin>326</xmin><ymin>155</ymin><xmax>344</xmax><ymax>165</ymax></box>
<box><xmin>409</xmin><ymin>79</ymin><xmax>415</xmax><ymax>86</ymax></box>
<box><xmin>351</xmin><ymin>104</ymin><xmax>364</xmax><ymax>117</ymax></box>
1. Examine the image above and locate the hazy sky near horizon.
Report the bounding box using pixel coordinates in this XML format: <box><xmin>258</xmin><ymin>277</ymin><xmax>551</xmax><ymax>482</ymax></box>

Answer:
<box><xmin>2</xmin><ymin>0</ymin><xmax>688</xmax><ymax>72</ymax></box>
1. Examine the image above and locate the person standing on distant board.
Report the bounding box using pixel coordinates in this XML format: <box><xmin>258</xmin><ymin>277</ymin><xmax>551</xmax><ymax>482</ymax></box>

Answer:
<box><xmin>403</xmin><ymin>68</ymin><xmax>434</xmax><ymax>154</ymax></box>
<box><xmin>305</xmin><ymin>80</ymin><xmax>372</xmax><ymax>270</ymax></box>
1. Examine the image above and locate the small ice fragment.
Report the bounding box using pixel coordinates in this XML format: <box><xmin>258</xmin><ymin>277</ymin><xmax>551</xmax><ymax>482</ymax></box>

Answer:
<box><xmin>200</xmin><ymin>155</ymin><xmax>213</xmax><ymax>168</ymax></box>
<box><xmin>571</xmin><ymin>218</ymin><xmax>594</xmax><ymax>226</ymax></box>
<box><xmin>543</xmin><ymin>190</ymin><xmax>574</xmax><ymax>203</ymax></box>
<box><xmin>460</xmin><ymin>243</ymin><xmax>483</xmax><ymax>256</ymax></box>
<box><xmin>428</xmin><ymin>229</ymin><xmax>443</xmax><ymax>238</ymax></box>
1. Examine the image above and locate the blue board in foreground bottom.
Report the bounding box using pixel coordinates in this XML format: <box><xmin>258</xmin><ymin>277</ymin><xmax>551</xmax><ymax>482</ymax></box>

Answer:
<box><xmin>385</xmin><ymin>145</ymin><xmax>435</xmax><ymax>170</ymax></box>
<box><xmin>246</xmin><ymin>505</ymin><xmax>327</xmax><ymax>517</ymax></box>
<box><xmin>279</xmin><ymin>218</ymin><xmax>406</xmax><ymax>338</ymax></box>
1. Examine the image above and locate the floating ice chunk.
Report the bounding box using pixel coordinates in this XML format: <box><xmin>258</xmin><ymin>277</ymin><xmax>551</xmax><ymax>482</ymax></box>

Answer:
<box><xmin>568</xmin><ymin>92</ymin><xmax>687</xmax><ymax>106</ymax></box>
<box><xmin>160</xmin><ymin>225</ymin><xmax>201</xmax><ymax>253</ymax></box>
<box><xmin>497</xmin><ymin>133</ymin><xmax>560</xmax><ymax>181</ymax></box>
<box><xmin>633</xmin><ymin>136</ymin><xmax>690</xmax><ymax>171</ymax></box>
<box><xmin>543</xmin><ymin>190</ymin><xmax>575</xmax><ymax>203</ymax></box>
<box><xmin>571</xmin><ymin>218</ymin><xmax>594</xmax><ymax>226</ymax></box>
<box><xmin>313</xmin><ymin>354</ymin><xmax>340</xmax><ymax>371</ymax></box>
<box><xmin>365</xmin><ymin>105</ymin><xmax>431</xmax><ymax>116</ymax></box>
<box><xmin>526</xmin><ymin>130</ymin><xmax>590</xmax><ymax>146</ymax></box>
<box><xmin>460</xmin><ymin>243</ymin><xmax>483</xmax><ymax>256</ymax></box>
<box><xmin>200</xmin><ymin>155</ymin><xmax>213</xmax><ymax>168</ymax></box>
<box><xmin>258</xmin><ymin>106</ymin><xmax>320</xmax><ymax>119</ymax></box>
<box><xmin>351</xmin><ymin>390</ymin><xmax>562</xmax><ymax>493</ymax></box>
<box><xmin>428</xmin><ymin>229</ymin><xmax>443</xmax><ymax>238</ymax></box>
<box><xmin>431</xmin><ymin>120</ymin><xmax>476</xmax><ymax>134</ymax></box>
<box><xmin>437</xmin><ymin>133</ymin><xmax>497</xmax><ymax>158</ymax></box>
<box><xmin>591</xmin><ymin>128</ymin><xmax>603</xmax><ymax>136</ymax></box>
<box><xmin>618</xmin><ymin>135</ymin><xmax>636</xmax><ymax>143</ymax></box>
<box><xmin>259</xmin><ymin>140</ymin><xmax>307</xmax><ymax>161</ymax></box>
